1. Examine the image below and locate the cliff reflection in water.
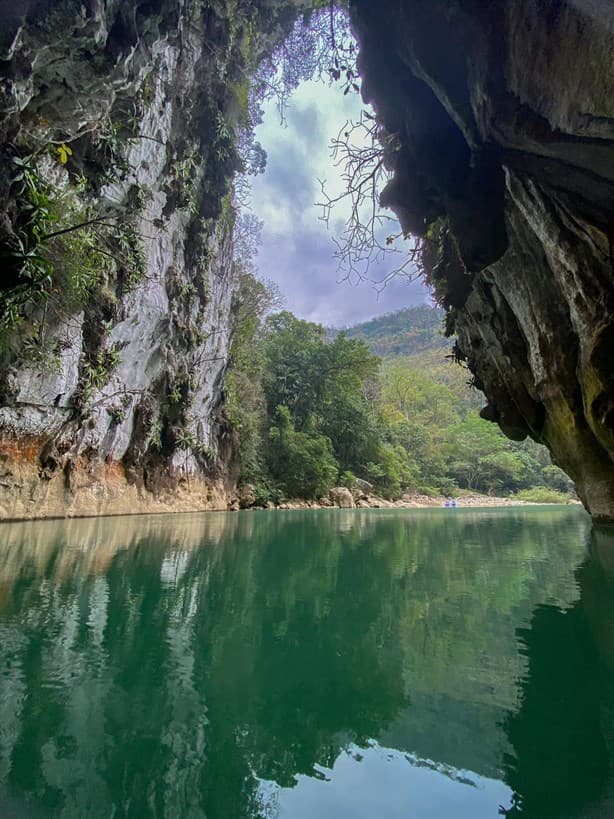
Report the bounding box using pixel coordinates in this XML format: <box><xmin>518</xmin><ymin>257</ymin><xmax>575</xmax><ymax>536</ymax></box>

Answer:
<box><xmin>0</xmin><ymin>507</ymin><xmax>607</xmax><ymax>818</ymax></box>
<box><xmin>502</xmin><ymin>525</ymin><xmax>614</xmax><ymax>819</ymax></box>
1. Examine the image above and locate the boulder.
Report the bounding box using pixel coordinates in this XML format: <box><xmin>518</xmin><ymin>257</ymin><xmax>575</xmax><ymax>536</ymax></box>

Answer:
<box><xmin>351</xmin><ymin>477</ymin><xmax>374</xmax><ymax>502</ymax></box>
<box><xmin>329</xmin><ymin>486</ymin><xmax>356</xmax><ymax>509</ymax></box>
<box><xmin>355</xmin><ymin>478</ymin><xmax>374</xmax><ymax>494</ymax></box>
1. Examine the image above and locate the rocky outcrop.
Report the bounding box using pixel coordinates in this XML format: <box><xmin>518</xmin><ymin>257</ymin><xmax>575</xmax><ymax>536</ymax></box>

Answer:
<box><xmin>329</xmin><ymin>486</ymin><xmax>356</xmax><ymax>509</ymax></box>
<box><xmin>0</xmin><ymin>0</ymin><xmax>304</xmax><ymax>519</ymax></box>
<box><xmin>350</xmin><ymin>0</ymin><xmax>614</xmax><ymax>522</ymax></box>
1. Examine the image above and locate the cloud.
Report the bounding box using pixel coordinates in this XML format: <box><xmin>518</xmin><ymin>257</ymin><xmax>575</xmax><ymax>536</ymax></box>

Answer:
<box><xmin>261</xmin><ymin>146</ymin><xmax>315</xmax><ymax>220</ymax></box>
<box><xmin>246</xmin><ymin>80</ymin><xmax>431</xmax><ymax>327</ymax></box>
<box><xmin>257</xmin><ymin>223</ymin><xmax>428</xmax><ymax>327</ymax></box>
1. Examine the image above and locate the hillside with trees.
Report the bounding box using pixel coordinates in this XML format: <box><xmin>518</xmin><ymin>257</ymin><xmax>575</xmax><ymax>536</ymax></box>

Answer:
<box><xmin>343</xmin><ymin>305</ymin><xmax>448</xmax><ymax>357</ymax></box>
<box><xmin>228</xmin><ymin>276</ymin><xmax>574</xmax><ymax>505</ymax></box>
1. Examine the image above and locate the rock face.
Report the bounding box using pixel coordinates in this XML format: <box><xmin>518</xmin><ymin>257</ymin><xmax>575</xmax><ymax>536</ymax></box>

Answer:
<box><xmin>329</xmin><ymin>486</ymin><xmax>356</xmax><ymax>509</ymax></box>
<box><xmin>2</xmin><ymin>1</ymin><xmax>614</xmax><ymax>523</ymax></box>
<box><xmin>351</xmin><ymin>0</ymin><xmax>614</xmax><ymax>522</ymax></box>
<box><xmin>0</xmin><ymin>0</ymin><xmax>303</xmax><ymax>519</ymax></box>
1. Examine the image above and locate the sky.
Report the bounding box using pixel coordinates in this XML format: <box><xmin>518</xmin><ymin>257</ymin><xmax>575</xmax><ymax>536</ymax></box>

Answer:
<box><xmin>245</xmin><ymin>80</ymin><xmax>431</xmax><ymax>328</ymax></box>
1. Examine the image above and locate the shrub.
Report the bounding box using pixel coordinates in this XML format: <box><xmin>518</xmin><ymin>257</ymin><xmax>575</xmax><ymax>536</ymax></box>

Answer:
<box><xmin>339</xmin><ymin>470</ymin><xmax>357</xmax><ymax>489</ymax></box>
<box><xmin>513</xmin><ymin>487</ymin><xmax>571</xmax><ymax>504</ymax></box>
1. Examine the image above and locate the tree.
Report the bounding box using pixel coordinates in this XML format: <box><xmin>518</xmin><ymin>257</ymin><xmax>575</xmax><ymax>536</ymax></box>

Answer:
<box><xmin>268</xmin><ymin>405</ymin><xmax>338</xmax><ymax>498</ymax></box>
<box><xmin>260</xmin><ymin>314</ymin><xmax>386</xmax><ymax>485</ymax></box>
<box><xmin>226</xmin><ymin>266</ymin><xmax>282</xmax><ymax>483</ymax></box>
<box><xmin>443</xmin><ymin>417</ymin><xmax>526</xmax><ymax>494</ymax></box>
<box><xmin>261</xmin><ymin>311</ymin><xmax>329</xmax><ymax>426</ymax></box>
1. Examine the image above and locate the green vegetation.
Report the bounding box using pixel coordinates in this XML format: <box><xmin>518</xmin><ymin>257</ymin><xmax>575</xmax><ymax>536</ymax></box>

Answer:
<box><xmin>1</xmin><ymin>147</ymin><xmax>146</xmax><ymax>366</ymax></box>
<box><xmin>268</xmin><ymin>405</ymin><xmax>339</xmax><ymax>498</ymax></box>
<box><xmin>228</xmin><ymin>301</ymin><xmax>408</xmax><ymax>501</ymax></box>
<box><xmin>343</xmin><ymin>305</ymin><xmax>447</xmax><ymax>357</ymax></box>
<box><xmin>512</xmin><ymin>487</ymin><xmax>572</xmax><ymax>504</ymax></box>
<box><xmin>229</xmin><ymin>286</ymin><xmax>574</xmax><ymax>504</ymax></box>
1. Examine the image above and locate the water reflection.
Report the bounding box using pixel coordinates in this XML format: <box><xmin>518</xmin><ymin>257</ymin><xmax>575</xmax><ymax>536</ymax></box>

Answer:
<box><xmin>0</xmin><ymin>508</ymin><xmax>604</xmax><ymax>818</ymax></box>
<box><xmin>502</xmin><ymin>524</ymin><xmax>614</xmax><ymax>818</ymax></box>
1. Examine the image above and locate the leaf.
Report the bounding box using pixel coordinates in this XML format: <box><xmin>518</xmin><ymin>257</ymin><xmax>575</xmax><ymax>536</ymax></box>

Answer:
<box><xmin>56</xmin><ymin>143</ymin><xmax>73</xmax><ymax>164</ymax></box>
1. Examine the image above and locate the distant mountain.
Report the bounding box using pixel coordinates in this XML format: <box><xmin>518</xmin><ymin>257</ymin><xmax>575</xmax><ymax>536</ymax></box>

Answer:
<box><xmin>343</xmin><ymin>305</ymin><xmax>448</xmax><ymax>358</ymax></box>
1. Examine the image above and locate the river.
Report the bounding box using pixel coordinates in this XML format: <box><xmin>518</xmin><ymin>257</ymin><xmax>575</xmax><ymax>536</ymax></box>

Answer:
<box><xmin>0</xmin><ymin>507</ymin><xmax>612</xmax><ymax>818</ymax></box>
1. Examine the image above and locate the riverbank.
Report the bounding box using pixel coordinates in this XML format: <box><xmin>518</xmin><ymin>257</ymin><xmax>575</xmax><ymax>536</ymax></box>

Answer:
<box><xmin>233</xmin><ymin>488</ymin><xmax>578</xmax><ymax>512</ymax></box>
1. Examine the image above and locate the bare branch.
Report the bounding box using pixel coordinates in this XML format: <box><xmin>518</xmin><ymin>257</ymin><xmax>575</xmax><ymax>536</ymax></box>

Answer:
<box><xmin>316</xmin><ymin>111</ymin><xmax>423</xmax><ymax>287</ymax></box>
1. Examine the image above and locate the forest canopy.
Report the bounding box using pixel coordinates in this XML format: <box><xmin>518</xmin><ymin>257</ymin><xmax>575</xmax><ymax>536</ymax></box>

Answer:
<box><xmin>227</xmin><ymin>275</ymin><xmax>573</xmax><ymax>505</ymax></box>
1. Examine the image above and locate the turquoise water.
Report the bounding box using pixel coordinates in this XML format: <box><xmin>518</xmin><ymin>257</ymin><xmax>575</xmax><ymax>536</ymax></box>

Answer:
<box><xmin>0</xmin><ymin>506</ymin><xmax>612</xmax><ymax>818</ymax></box>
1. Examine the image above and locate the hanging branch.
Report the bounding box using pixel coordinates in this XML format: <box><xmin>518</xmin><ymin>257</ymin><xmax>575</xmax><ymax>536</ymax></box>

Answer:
<box><xmin>317</xmin><ymin>111</ymin><xmax>423</xmax><ymax>288</ymax></box>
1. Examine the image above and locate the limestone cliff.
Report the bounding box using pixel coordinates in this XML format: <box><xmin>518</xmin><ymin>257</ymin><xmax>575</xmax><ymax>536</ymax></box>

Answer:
<box><xmin>0</xmin><ymin>0</ymin><xmax>302</xmax><ymax>518</ymax></box>
<box><xmin>2</xmin><ymin>0</ymin><xmax>614</xmax><ymax>523</ymax></box>
<box><xmin>351</xmin><ymin>0</ymin><xmax>614</xmax><ymax>522</ymax></box>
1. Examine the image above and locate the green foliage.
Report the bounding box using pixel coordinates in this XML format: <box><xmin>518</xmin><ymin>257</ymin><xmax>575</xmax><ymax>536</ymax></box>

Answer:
<box><xmin>267</xmin><ymin>406</ymin><xmax>338</xmax><ymax>499</ymax></box>
<box><xmin>377</xmin><ymin>349</ymin><xmax>573</xmax><ymax>497</ymax></box>
<box><xmin>369</xmin><ymin>310</ymin><xmax>574</xmax><ymax>498</ymax></box>
<box><xmin>226</xmin><ymin>268</ymin><xmax>279</xmax><ymax>484</ymax></box>
<box><xmin>166</xmin><ymin>369</ymin><xmax>196</xmax><ymax>412</ymax></box>
<box><xmin>443</xmin><ymin>417</ymin><xmax>526</xmax><ymax>493</ymax></box>
<box><xmin>82</xmin><ymin>347</ymin><xmax>122</xmax><ymax>394</ymax></box>
<box><xmin>228</xmin><ymin>303</ymin><xmax>575</xmax><ymax>502</ymax></box>
<box><xmin>260</xmin><ymin>311</ymin><xmax>328</xmax><ymax>423</ymax></box>
<box><xmin>252</xmin><ymin>483</ymin><xmax>273</xmax><ymax>507</ymax></box>
<box><xmin>541</xmin><ymin>464</ymin><xmax>574</xmax><ymax>493</ymax></box>
<box><xmin>175</xmin><ymin>428</ymin><xmax>198</xmax><ymax>452</ymax></box>
<box><xmin>1</xmin><ymin>150</ymin><xmax>146</xmax><ymax>363</ymax></box>
<box><xmin>173</xmin><ymin>148</ymin><xmax>202</xmax><ymax>215</ymax></box>
<box><xmin>147</xmin><ymin>417</ymin><xmax>163</xmax><ymax>450</ymax></box>
<box><xmin>73</xmin><ymin>345</ymin><xmax>123</xmax><ymax>411</ymax></box>
<box><xmin>339</xmin><ymin>470</ymin><xmax>357</xmax><ymax>489</ymax></box>
<box><xmin>342</xmin><ymin>305</ymin><xmax>447</xmax><ymax>358</ymax></box>
<box><xmin>258</xmin><ymin>311</ymin><xmax>402</xmax><ymax>495</ymax></box>
<box><xmin>94</xmin><ymin>117</ymin><xmax>132</xmax><ymax>180</ymax></box>
<box><xmin>107</xmin><ymin>404</ymin><xmax>127</xmax><ymax>426</ymax></box>
<box><xmin>512</xmin><ymin>487</ymin><xmax>572</xmax><ymax>504</ymax></box>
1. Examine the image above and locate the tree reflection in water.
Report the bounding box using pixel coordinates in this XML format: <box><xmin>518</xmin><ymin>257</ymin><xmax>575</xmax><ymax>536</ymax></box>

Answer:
<box><xmin>0</xmin><ymin>507</ymin><xmax>605</xmax><ymax>819</ymax></box>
